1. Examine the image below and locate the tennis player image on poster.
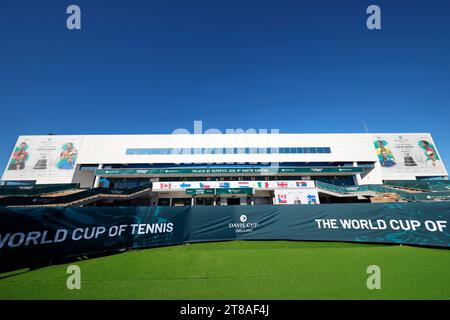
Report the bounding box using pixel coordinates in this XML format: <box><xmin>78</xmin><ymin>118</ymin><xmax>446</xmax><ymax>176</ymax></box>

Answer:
<box><xmin>7</xmin><ymin>141</ymin><xmax>30</xmax><ymax>170</ymax></box>
<box><xmin>2</xmin><ymin>136</ymin><xmax>83</xmax><ymax>184</ymax></box>
<box><xmin>372</xmin><ymin>134</ymin><xmax>447</xmax><ymax>177</ymax></box>
<box><xmin>57</xmin><ymin>142</ymin><xmax>78</xmax><ymax>170</ymax></box>
<box><xmin>418</xmin><ymin>140</ymin><xmax>440</xmax><ymax>167</ymax></box>
<box><xmin>374</xmin><ymin>139</ymin><xmax>396</xmax><ymax>167</ymax></box>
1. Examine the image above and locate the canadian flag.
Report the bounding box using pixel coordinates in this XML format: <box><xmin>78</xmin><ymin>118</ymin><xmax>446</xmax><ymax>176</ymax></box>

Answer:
<box><xmin>277</xmin><ymin>194</ymin><xmax>287</xmax><ymax>203</ymax></box>
<box><xmin>160</xmin><ymin>183</ymin><xmax>172</xmax><ymax>189</ymax></box>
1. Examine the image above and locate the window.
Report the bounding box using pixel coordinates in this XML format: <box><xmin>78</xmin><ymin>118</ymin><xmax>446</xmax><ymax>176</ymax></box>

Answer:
<box><xmin>125</xmin><ymin>146</ymin><xmax>332</xmax><ymax>155</ymax></box>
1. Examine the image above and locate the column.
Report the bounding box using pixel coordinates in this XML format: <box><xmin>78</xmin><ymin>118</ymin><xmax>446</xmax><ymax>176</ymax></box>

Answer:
<box><xmin>93</xmin><ymin>164</ymin><xmax>104</xmax><ymax>188</ymax></box>
<box><xmin>354</xmin><ymin>161</ymin><xmax>362</xmax><ymax>185</ymax></box>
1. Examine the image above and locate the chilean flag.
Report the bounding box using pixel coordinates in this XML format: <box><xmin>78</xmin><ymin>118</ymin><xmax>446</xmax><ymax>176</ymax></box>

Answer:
<box><xmin>296</xmin><ymin>181</ymin><xmax>307</xmax><ymax>187</ymax></box>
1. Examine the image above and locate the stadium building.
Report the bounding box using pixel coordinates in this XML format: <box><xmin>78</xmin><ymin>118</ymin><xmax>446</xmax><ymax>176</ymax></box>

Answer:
<box><xmin>0</xmin><ymin>133</ymin><xmax>448</xmax><ymax>207</ymax></box>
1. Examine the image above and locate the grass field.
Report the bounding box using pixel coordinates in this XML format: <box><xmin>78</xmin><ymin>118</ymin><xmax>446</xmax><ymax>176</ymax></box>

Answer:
<box><xmin>0</xmin><ymin>241</ymin><xmax>449</xmax><ymax>300</ymax></box>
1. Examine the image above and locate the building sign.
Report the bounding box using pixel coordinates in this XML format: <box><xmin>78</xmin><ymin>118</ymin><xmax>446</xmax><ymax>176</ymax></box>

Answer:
<box><xmin>273</xmin><ymin>189</ymin><xmax>320</xmax><ymax>205</ymax></box>
<box><xmin>2</xmin><ymin>136</ymin><xmax>83</xmax><ymax>184</ymax></box>
<box><xmin>372</xmin><ymin>134</ymin><xmax>448</xmax><ymax>177</ymax></box>
<box><xmin>96</xmin><ymin>167</ymin><xmax>364</xmax><ymax>176</ymax></box>
<box><xmin>186</xmin><ymin>188</ymin><xmax>215</xmax><ymax>195</ymax></box>
<box><xmin>216</xmin><ymin>188</ymin><xmax>253</xmax><ymax>195</ymax></box>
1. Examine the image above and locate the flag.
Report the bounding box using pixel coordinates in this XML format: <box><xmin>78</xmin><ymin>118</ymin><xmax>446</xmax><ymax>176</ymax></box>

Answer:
<box><xmin>257</xmin><ymin>182</ymin><xmax>269</xmax><ymax>188</ymax></box>
<box><xmin>277</xmin><ymin>194</ymin><xmax>287</xmax><ymax>204</ymax></box>
<box><xmin>219</xmin><ymin>182</ymin><xmax>230</xmax><ymax>188</ymax></box>
<box><xmin>238</xmin><ymin>182</ymin><xmax>250</xmax><ymax>188</ymax></box>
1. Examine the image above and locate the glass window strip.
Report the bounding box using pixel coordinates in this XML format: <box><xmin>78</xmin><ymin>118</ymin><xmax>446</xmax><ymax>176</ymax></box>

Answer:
<box><xmin>125</xmin><ymin>147</ymin><xmax>331</xmax><ymax>155</ymax></box>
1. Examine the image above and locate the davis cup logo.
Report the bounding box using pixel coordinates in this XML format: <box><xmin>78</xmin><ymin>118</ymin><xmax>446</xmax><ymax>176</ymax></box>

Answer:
<box><xmin>229</xmin><ymin>215</ymin><xmax>258</xmax><ymax>233</ymax></box>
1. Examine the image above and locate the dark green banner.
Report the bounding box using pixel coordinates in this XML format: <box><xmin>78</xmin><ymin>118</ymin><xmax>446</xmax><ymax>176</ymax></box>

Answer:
<box><xmin>186</xmin><ymin>188</ymin><xmax>215</xmax><ymax>195</ymax></box>
<box><xmin>0</xmin><ymin>184</ymin><xmax>79</xmax><ymax>196</ymax></box>
<box><xmin>95</xmin><ymin>166</ymin><xmax>364</xmax><ymax>176</ymax></box>
<box><xmin>0</xmin><ymin>203</ymin><xmax>448</xmax><ymax>270</ymax></box>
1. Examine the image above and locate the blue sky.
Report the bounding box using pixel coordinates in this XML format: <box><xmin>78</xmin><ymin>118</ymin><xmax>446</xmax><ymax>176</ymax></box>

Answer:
<box><xmin>0</xmin><ymin>0</ymin><xmax>449</xmax><ymax>170</ymax></box>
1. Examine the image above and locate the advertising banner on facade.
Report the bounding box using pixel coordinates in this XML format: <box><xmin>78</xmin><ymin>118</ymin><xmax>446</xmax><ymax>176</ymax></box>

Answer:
<box><xmin>372</xmin><ymin>134</ymin><xmax>447</xmax><ymax>177</ymax></box>
<box><xmin>273</xmin><ymin>188</ymin><xmax>320</xmax><ymax>204</ymax></box>
<box><xmin>1</xmin><ymin>203</ymin><xmax>448</xmax><ymax>270</ymax></box>
<box><xmin>1</xmin><ymin>136</ymin><xmax>83</xmax><ymax>184</ymax></box>
<box><xmin>152</xmin><ymin>180</ymin><xmax>315</xmax><ymax>191</ymax></box>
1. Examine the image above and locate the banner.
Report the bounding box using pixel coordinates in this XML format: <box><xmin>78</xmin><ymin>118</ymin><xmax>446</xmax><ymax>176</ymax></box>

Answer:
<box><xmin>96</xmin><ymin>166</ymin><xmax>365</xmax><ymax>176</ymax></box>
<box><xmin>0</xmin><ymin>203</ymin><xmax>448</xmax><ymax>270</ymax></box>
<box><xmin>273</xmin><ymin>189</ymin><xmax>320</xmax><ymax>204</ymax></box>
<box><xmin>1</xmin><ymin>135</ymin><xmax>83</xmax><ymax>184</ymax></box>
<box><xmin>152</xmin><ymin>180</ymin><xmax>315</xmax><ymax>191</ymax></box>
<box><xmin>372</xmin><ymin>134</ymin><xmax>448</xmax><ymax>177</ymax></box>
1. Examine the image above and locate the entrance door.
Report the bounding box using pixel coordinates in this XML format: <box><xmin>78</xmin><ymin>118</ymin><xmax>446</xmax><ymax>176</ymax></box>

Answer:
<box><xmin>172</xmin><ymin>198</ymin><xmax>192</xmax><ymax>206</ymax></box>
<box><xmin>195</xmin><ymin>197</ymin><xmax>214</xmax><ymax>205</ymax></box>
<box><xmin>157</xmin><ymin>198</ymin><xmax>170</xmax><ymax>206</ymax></box>
<box><xmin>227</xmin><ymin>197</ymin><xmax>241</xmax><ymax>206</ymax></box>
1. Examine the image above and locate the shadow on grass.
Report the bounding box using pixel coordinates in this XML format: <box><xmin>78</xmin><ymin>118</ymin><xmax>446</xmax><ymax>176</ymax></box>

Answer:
<box><xmin>0</xmin><ymin>268</ymin><xmax>30</xmax><ymax>280</ymax></box>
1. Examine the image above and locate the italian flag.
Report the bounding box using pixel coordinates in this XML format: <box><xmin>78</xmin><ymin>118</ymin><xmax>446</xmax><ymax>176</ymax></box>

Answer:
<box><xmin>257</xmin><ymin>182</ymin><xmax>270</xmax><ymax>188</ymax></box>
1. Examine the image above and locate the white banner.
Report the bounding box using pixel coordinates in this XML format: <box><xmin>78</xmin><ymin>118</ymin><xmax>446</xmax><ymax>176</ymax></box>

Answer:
<box><xmin>2</xmin><ymin>136</ymin><xmax>83</xmax><ymax>184</ymax></box>
<box><xmin>273</xmin><ymin>188</ymin><xmax>320</xmax><ymax>205</ymax></box>
<box><xmin>372</xmin><ymin>134</ymin><xmax>447</xmax><ymax>177</ymax></box>
<box><xmin>152</xmin><ymin>180</ymin><xmax>315</xmax><ymax>191</ymax></box>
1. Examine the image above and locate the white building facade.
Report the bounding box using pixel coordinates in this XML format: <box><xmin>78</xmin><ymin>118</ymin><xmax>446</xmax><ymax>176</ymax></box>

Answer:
<box><xmin>1</xmin><ymin>133</ymin><xmax>448</xmax><ymax>205</ymax></box>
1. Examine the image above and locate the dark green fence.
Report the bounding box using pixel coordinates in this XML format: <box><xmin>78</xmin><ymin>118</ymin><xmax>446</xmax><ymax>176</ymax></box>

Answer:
<box><xmin>0</xmin><ymin>184</ymin><xmax>79</xmax><ymax>196</ymax></box>
<box><xmin>316</xmin><ymin>181</ymin><xmax>370</xmax><ymax>193</ymax></box>
<box><xmin>316</xmin><ymin>181</ymin><xmax>450</xmax><ymax>201</ymax></box>
<box><xmin>0</xmin><ymin>183</ymin><xmax>151</xmax><ymax>206</ymax></box>
<box><xmin>1</xmin><ymin>202</ymin><xmax>448</xmax><ymax>271</ymax></box>
<box><xmin>384</xmin><ymin>180</ymin><xmax>450</xmax><ymax>192</ymax></box>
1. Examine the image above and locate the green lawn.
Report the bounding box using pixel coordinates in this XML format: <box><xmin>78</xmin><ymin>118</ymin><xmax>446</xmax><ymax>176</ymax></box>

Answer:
<box><xmin>0</xmin><ymin>241</ymin><xmax>449</xmax><ymax>299</ymax></box>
